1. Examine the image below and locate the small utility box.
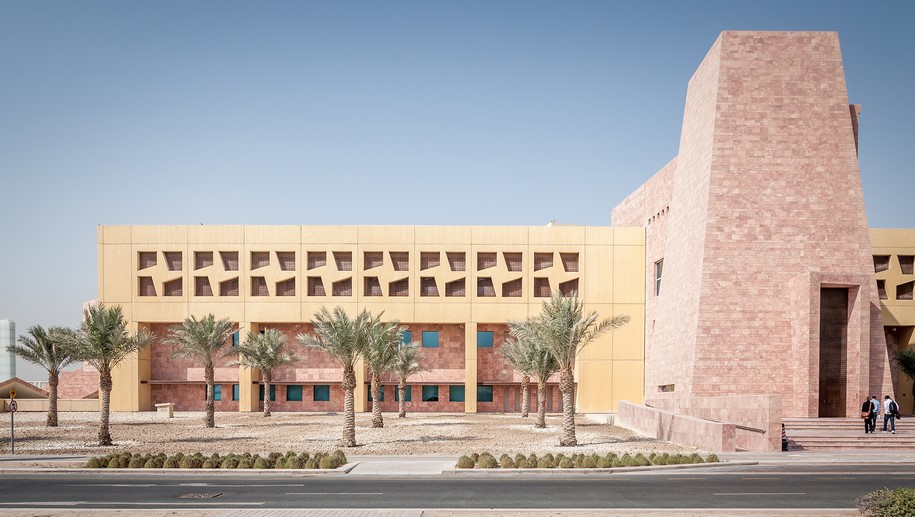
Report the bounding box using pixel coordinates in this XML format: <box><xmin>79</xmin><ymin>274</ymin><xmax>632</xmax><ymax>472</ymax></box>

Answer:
<box><xmin>155</xmin><ymin>402</ymin><xmax>174</xmax><ymax>419</ymax></box>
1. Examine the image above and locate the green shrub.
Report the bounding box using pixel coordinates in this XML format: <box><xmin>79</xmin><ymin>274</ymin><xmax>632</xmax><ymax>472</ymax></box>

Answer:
<box><xmin>470</xmin><ymin>453</ymin><xmax>480</xmax><ymax>462</ymax></box>
<box><xmin>203</xmin><ymin>459</ymin><xmax>217</xmax><ymax>469</ymax></box>
<box><xmin>128</xmin><ymin>457</ymin><xmax>145</xmax><ymax>469</ymax></box>
<box><xmin>107</xmin><ymin>458</ymin><xmax>121</xmax><ymax>468</ymax></box>
<box><xmin>705</xmin><ymin>454</ymin><xmax>719</xmax><ymax>463</ymax></box>
<box><xmin>537</xmin><ymin>457</ymin><xmax>555</xmax><ymax>468</ymax></box>
<box><xmin>514</xmin><ymin>453</ymin><xmax>527</xmax><ymax>464</ymax></box>
<box><xmin>499</xmin><ymin>456</ymin><xmax>515</xmax><ymax>468</ymax></box>
<box><xmin>304</xmin><ymin>458</ymin><xmax>318</xmax><ymax>469</ymax></box>
<box><xmin>273</xmin><ymin>457</ymin><xmax>286</xmax><ymax>469</ymax></box>
<box><xmin>220</xmin><ymin>457</ymin><xmax>238</xmax><ymax>469</ymax></box>
<box><xmin>651</xmin><ymin>455</ymin><xmax>667</xmax><ymax>465</ymax></box>
<box><xmin>287</xmin><ymin>456</ymin><xmax>305</xmax><ymax>469</ymax></box>
<box><xmin>554</xmin><ymin>453</ymin><xmax>565</xmax><ymax>463</ymax></box>
<box><xmin>237</xmin><ymin>459</ymin><xmax>252</xmax><ymax>469</ymax></box>
<box><xmin>559</xmin><ymin>458</ymin><xmax>574</xmax><ymax>468</ymax></box>
<box><xmin>648</xmin><ymin>452</ymin><xmax>657</xmax><ymax>461</ymax></box>
<box><xmin>173</xmin><ymin>452</ymin><xmax>184</xmax><ymax>462</ymax></box>
<box><xmin>332</xmin><ymin>449</ymin><xmax>347</xmax><ymax>464</ymax></box>
<box><xmin>689</xmin><ymin>453</ymin><xmax>704</xmax><ymax>464</ymax></box>
<box><xmin>143</xmin><ymin>458</ymin><xmax>158</xmax><ymax>468</ymax></box>
<box><xmin>582</xmin><ymin>456</ymin><xmax>597</xmax><ymax>468</ymax></box>
<box><xmin>528</xmin><ymin>453</ymin><xmax>538</xmax><ymax>465</ymax></box>
<box><xmin>298</xmin><ymin>452</ymin><xmax>311</xmax><ymax>463</ymax></box>
<box><xmin>456</xmin><ymin>455</ymin><xmax>475</xmax><ymax>468</ymax></box>
<box><xmin>542</xmin><ymin>453</ymin><xmax>555</xmax><ymax>464</ymax></box>
<box><xmin>477</xmin><ymin>455</ymin><xmax>498</xmax><ymax>469</ymax></box>
<box><xmin>634</xmin><ymin>453</ymin><xmax>649</xmax><ymax>466</ymax></box>
<box><xmin>857</xmin><ymin>487</ymin><xmax>915</xmax><ymax>517</ymax></box>
<box><xmin>516</xmin><ymin>459</ymin><xmax>533</xmax><ymax>468</ymax></box>
<box><xmin>597</xmin><ymin>457</ymin><xmax>611</xmax><ymax>468</ymax></box>
<box><xmin>267</xmin><ymin>452</ymin><xmax>281</xmax><ymax>463</ymax></box>
<box><xmin>86</xmin><ymin>457</ymin><xmax>101</xmax><ymax>468</ymax></box>
<box><xmin>499</xmin><ymin>453</ymin><xmax>511</xmax><ymax>463</ymax></box>
<box><xmin>253</xmin><ymin>457</ymin><xmax>269</xmax><ymax>469</ymax></box>
<box><xmin>160</xmin><ymin>457</ymin><xmax>175</xmax><ymax>468</ymax></box>
<box><xmin>321</xmin><ymin>456</ymin><xmax>341</xmax><ymax>469</ymax></box>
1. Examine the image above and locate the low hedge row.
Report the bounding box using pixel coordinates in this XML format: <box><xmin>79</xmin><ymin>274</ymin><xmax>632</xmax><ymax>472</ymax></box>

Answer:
<box><xmin>856</xmin><ymin>487</ymin><xmax>915</xmax><ymax>517</ymax></box>
<box><xmin>456</xmin><ymin>452</ymin><xmax>719</xmax><ymax>469</ymax></box>
<box><xmin>85</xmin><ymin>450</ymin><xmax>348</xmax><ymax>469</ymax></box>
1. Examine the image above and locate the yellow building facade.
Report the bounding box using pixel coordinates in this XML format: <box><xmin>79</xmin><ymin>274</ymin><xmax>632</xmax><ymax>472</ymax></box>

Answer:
<box><xmin>98</xmin><ymin>224</ymin><xmax>646</xmax><ymax>414</ymax></box>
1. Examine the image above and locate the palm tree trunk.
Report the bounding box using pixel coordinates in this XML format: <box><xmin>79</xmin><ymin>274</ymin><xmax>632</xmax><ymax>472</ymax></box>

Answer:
<box><xmin>398</xmin><ymin>379</ymin><xmax>407</xmax><ymax>418</ymax></box>
<box><xmin>205</xmin><ymin>367</ymin><xmax>215</xmax><ymax>428</ymax></box>
<box><xmin>559</xmin><ymin>366</ymin><xmax>576</xmax><ymax>446</ymax></box>
<box><xmin>341</xmin><ymin>367</ymin><xmax>357</xmax><ymax>447</ymax></box>
<box><xmin>536</xmin><ymin>379</ymin><xmax>546</xmax><ymax>428</ymax></box>
<box><xmin>99</xmin><ymin>369</ymin><xmax>113</xmax><ymax>446</ymax></box>
<box><xmin>47</xmin><ymin>371</ymin><xmax>59</xmax><ymax>427</ymax></box>
<box><xmin>263</xmin><ymin>372</ymin><xmax>272</xmax><ymax>417</ymax></box>
<box><xmin>521</xmin><ymin>375</ymin><xmax>530</xmax><ymax>418</ymax></box>
<box><xmin>371</xmin><ymin>374</ymin><xmax>383</xmax><ymax>428</ymax></box>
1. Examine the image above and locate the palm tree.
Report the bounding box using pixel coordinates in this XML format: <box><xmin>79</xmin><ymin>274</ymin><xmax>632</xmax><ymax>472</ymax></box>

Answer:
<box><xmin>516</xmin><ymin>291</ymin><xmax>629</xmax><ymax>446</ymax></box>
<box><xmin>164</xmin><ymin>314</ymin><xmax>235</xmax><ymax>428</ymax></box>
<box><xmin>7</xmin><ymin>325</ymin><xmax>76</xmax><ymax>427</ymax></box>
<box><xmin>297</xmin><ymin>306</ymin><xmax>372</xmax><ymax>447</ymax></box>
<box><xmin>364</xmin><ymin>316</ymin><xmax>404</xmax><ymax>428</ymax></box>
<box><xmin>391</xmin><ymin>341</ymin><xmax>425</xmax><ymax>418</ymax></box>
<box><xmin>895</xmin><ymin>349</ymin><xmax>915</xmax><ymax>414</ymax></box>
<box><xmin>232</xmin><ymin>329</ymin><xmax>298</xmax><ymax>417</ymax></box>
<box><xmin>65</xmin><ymin>304</ymin><xmax>154</xmax><ymax>446</ymax></box>
<box><xmin>501</xmin><ymin>334</ymin><xmax>559</xmax><ymax>427</ymax></box>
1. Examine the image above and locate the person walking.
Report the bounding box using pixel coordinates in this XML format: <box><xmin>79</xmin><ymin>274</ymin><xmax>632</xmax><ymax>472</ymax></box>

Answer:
<box><xmin>883</xmin><ymin>395</ymin><xmax>898</xmax><ymax>434</ymax></box>
<box><xmin>870</xmin><ymin>395</ymin><xmax>881</xmax><ymax>434</ymax></box>
<box><xmin>863</xmin><ymin>396</ymin><xmax>874</xmax><ymax>433</ymax></box>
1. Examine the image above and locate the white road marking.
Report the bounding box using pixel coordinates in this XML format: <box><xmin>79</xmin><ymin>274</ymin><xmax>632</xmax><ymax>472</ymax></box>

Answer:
<box><xmin>62</xmin><ymin>484</ymin><xmax>156</xmax><ymax>487</ymax></box>
<box><xmin>714</xmin><ymin>492</ymin><xmax>806</xmax><ymax>496</ymax></box>
<box><xmin>2</xmin><ymin>502</ymin><xmax>84</xmax><ymax>506</ymax></box>
<box><xmin>285</xmin><ymin>492</ymin><xmax>383</xmax><ymax>495</ymax></box>
<box><xmin>92</xmin><ymin>502</ymin><xmax>265</xmax><ymax>506</ymax></box>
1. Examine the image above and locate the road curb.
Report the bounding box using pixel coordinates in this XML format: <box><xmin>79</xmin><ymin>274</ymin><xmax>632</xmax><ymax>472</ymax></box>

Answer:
<box><xmin>0</xmin><ymin>461</ymin><xmax>359</xmax><ymax>476</ymax></box>
<box><xmin>444</xmin><ymin>460</ymin><xmax>758</xmax><ymax>475</ymax></box>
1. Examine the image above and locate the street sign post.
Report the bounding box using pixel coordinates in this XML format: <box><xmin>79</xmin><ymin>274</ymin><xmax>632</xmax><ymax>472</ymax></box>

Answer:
<box><xmin>8</xmin><ymin>396</ymin><xmax>15</xmax><ymax>455</ymax></box>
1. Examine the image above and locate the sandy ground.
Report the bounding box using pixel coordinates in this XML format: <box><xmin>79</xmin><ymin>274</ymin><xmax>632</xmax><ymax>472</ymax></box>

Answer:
<box><xmin>0</xmin><ymin>411</ymin><xmax>698</xmax><ymax>457</ymax></box>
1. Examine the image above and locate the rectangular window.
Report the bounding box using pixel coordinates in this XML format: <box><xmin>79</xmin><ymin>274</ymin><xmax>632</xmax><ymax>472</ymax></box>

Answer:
<box><xmin>420</xmin><ymin>252</ymin><xmax>440</xmax><ymax>270</ymax></box>
<box><xmin>194</xmin><ymin>276</ymin><xmax>213</xmax><ymax>297</ymax></box>
<box><xmin>308</xmin><ymin>277</ymin><xmax>326</xmax><ymax>296</ymax></box>
<box><xmin>389</xmin><ymin>278</ymin><xmax>409</xmax><ymax>297</ymax></box>
<box><xmin>163</xmin><ymin>278</ymin><xmax>183</xmax><ymax>297</ymax></box>
<box><xmin>221</xmin><ymin>251</ymin><xmax>239</xmax><ymax>271</ymax></box>
<box><xmin>560</xmin><ymin>252</ymin><xmax>579</xmax><ymax>272</ymax></box>
<box><xmin>534</xmin><ymin>278</ymin><xmax>551</xmax><ymax>297</ymax></box>
<box><xmin>334</xmin><ymin>251</ymin><xmax>352</xmax><ymax>271</ymax></box>
<box><xmin>332</xmin><ymin>278</ymin><xmax>352</xmax><ymax>296</ymax></box>
<box><xmin>368</xmin><ymin>385</ymin><xmax>385</xmax><ymax>402</ymax></box>
<box><xmin>213</xmin><ymin>384</ymin><xmax>222</xmax><ymax>401</ymax></box>
<box><xmin>477</xmin><ymin>331</ymin><xmax>494</xmax><ymax>348</ymax></box>
<box><xmin>395</xmin><ymin>386</ymin><xmax>411</xmax><ymax>402</ymax></box>
<box><xmin>286</xmin><ymin>385</ymin><xmax>303</xmax><ymax>401</ymax></box>
<box><xmin>477</xmin><ymin>252</ymin><xmax>497</xmax><ymax>271</ymax></box>
<box><xmin>390</xmin><ymin>252</ymin><xmax>409</xmax><ymax>271</ymax></box>
<box><xmin>259</xmin><ymin>384</ymin><xmax>276</xmax><ymax>401</ymax></box>
<box><xmin>365</xmin><ymin>277</ymin><xmax>382</xmax><ymax>297</ymax></box>
<box><xmin>139</xmin><ymin>277</ymin><xmax>156</xmax><ymax>296</ymax></box>
<box><xmin>422</xmin><ymin>331</ymin><xmax>439</xmax><ymax>348</ymax></box>
<box><xmin>655</xmin><ymin>259</ymin><xmax>664</xmax><ymax>295</ymax></box>
<box><xmin>477</xmin><ymin>385</ymin><xmax>494</xmax><ymax>402</ymax></box>
<box><xmin>138</xmin><ymin>252</ymin><xmax>157</xmax><ymax>270</ymax></box>
<box><xmin>220</xmin><ymin>277</ymin><xmax>239</xmax><ymax>296</ymax></box>
<box><xmin>164</xmin><ymin>251</ymin><xmax>182</xmax><ymax>271</ymax></box>
<box><xmin>232</xmin><ymin>331</ymin><xmax>240</xmax><ymax>347</ymax></box>
<box><xmin>477</xmin><ymin>278</ymin><xmax>496</xmax><ymax>297</ymax></box>
<box><xmin>251</xmin><ymin>251</ymin><xmax>269</xmax><ymax>270</ymax></box>
<box><xmin>874</xmin><ymin>255</ymin><xmax>890</xmax><ymax>273</ymax></box>
<box><xmin>401</xmin><ymin>330</ymin><xmax>412</xmax><ymax>344</ymax></box>
<box><xmin>251</xmin><ymin>277</ymin><xmax>269</xmax><ymax>296</ymax></box>
<box><xmin>313</xmin><ymin>384</ymin><xmax>330</xmax><ymax>402</ymax></box>
<box><xmin>901</xmin><ymin>256</ymin><xmax>915</xmax><ymax>275</ymax></box>
<box><xmin>194</xmin><ymin>251</ymin><xmax>213</xmax><ymax>270</ymax></box>
<box><xmin>449</xmin><ymin>385</ymin><xmax>465</xmax><ymax>402</ymax></box>
<box><xmin>276</xmin><ymin>251</ymin><xmax>296</xmax><ymax>271</ymax></box>
<box><xmin>422</xmin><ymin>385</ymin><xmax>439</xmax><ymax>402</ymax></box>
<box><xmin>232</xmin><ymin>384</ymin><xmax>239</xmax><ymax>401</ymax></box>
<box><xmin>307</xmin><ymin>251</ymin><xmax>327</xmax><ymax>270</ymax></box>
<box><xmin>364</xmin><ymin>251</ymin><xmax>383</xmax><ymax>270</ymax></box>
<box><xmin>447</xmin><ymin>252</ymin><xmax>466</xmax><ymax>272</ymax></box>
<box><xmin>534</xmin><ymin>253</ymin><xmax>553</xmax><ymax>271</ymax></box>
<box><xmin>276</xmin><ymin>278</ymin><xmax>295</xmax><ymax>296</ymax></box>
<box><xmin>420</xmin><ymin>277</ymin><xmax>439</xmax><ymax>297</ymax></box>
<box><xmin>877</xmin><ymin>279</ymin><xmax>887</xmax><ymax>300</ymax></box>
<box><xmin>445</xmin><ymin>278</ymin><xmax>466</xmax><ymax>297</ymax></box>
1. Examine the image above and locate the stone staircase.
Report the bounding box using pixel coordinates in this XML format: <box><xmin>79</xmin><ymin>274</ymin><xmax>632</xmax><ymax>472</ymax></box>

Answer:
<box><xmin>783</xmin><ymin>417</ymin><xmax>915</xmax><ymax>450</ymax></box>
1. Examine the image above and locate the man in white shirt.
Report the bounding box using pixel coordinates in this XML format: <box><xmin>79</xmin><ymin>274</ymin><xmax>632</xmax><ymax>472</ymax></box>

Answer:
<box><xmin>883</xmin><ymin>395</ymin><xmax>898</xmax><ymax>434</ymax></box>
<box><xmin>870</xmin><ymin>395</ymin><xmax>880</xmax><ymax>434</ymax></box>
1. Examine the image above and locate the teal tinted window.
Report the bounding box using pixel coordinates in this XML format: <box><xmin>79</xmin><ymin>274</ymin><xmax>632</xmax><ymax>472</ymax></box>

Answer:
<box><xmin>449</xmin><ymin>385</ymin><xmax>465</xmax><ymax>402</ymax></box>
<box><xmin>213</xmin><ymin>384</ymin><xmax>222</xmax><ymax>401</ymax></box>
<box><xmin>477</xmin><ymin>331</ymin><xmax>494</xmax><ymax>348</ymax></box>
<box><xmin>259</xmin><ymin>384</ymin><xmax>276</xmax><ymax>401</ymax></box>
<box><xmin>422</xmin><ymin>331</ymin><xmax>439</xmax><ymax>348</ymax></box>
<box><xmin>421</xmin><ymin>385</ymin><xmax>439</xmax><ymax>401</ymax></box>
<box><xmin>286</xmin><ymin>385</ymin><xmax>303</xmax><ymax>401</ymax></box>
<box><xmin>401</xmin><ymin>330</ymin><xmax>412</xmax><ymax>344</ymax></box>
<box><xmin>395</xmin><ymin>386</ymin><xmax>412</xmax><ymax>402</ymax></box>
<box><xmin>314</xmin><ymin>384</ymin><xmax>330</xmax><ymax>401</ymax></box>
<box><xmin>232</xmin><ymin>384</ymin><xmax>239</xmax><ymax>401</ymax></box>
<box><xmin>477</xmin><ymin>385</ymin><xmax>494</xmax><ymax>402</ymax></box>
<box><xmin>368</xmin><ymin>385</ymin><xmax>385</xmax><ymax>402</ymax></box>
<box><xmin>232</xmin><ymin>331</ymin><xmax>240</xmax><ymax>347</ymax></box>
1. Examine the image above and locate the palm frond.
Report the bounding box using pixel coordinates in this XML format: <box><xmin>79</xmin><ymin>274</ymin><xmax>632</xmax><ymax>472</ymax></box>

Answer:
<box><xmin>164</xmin><ymin>314</ymin><xmax>235</xmax><ymax>367</ymax></box>
<box><xmin>65</xmin><ymin>304</ymin><xmax>155</xmax><ymax>373</ymax></box>
<box><xmin>232</xmin><ymin>329</ymin><xmax>298</xmax><ymax>372</ymax></box>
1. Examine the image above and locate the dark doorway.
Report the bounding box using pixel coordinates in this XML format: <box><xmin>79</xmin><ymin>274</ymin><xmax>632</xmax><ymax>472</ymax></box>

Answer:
<box><xmin>819</xmin><ymin>288</ymin><xmax>849</xmax><ymax>417</ymax></box>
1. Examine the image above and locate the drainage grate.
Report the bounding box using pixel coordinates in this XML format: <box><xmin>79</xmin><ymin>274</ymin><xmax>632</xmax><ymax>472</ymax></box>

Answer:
<box><xmin>180</xmin><ymin>492</ymin><xmax>223</xmax><ymax>499</ymax></box>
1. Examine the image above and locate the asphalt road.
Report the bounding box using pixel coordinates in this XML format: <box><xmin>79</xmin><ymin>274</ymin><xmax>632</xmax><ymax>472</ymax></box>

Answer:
<box><xmin>0</xmin><ymin>464</ymin><xmax>912</xmax><ymax>511</ymax></box>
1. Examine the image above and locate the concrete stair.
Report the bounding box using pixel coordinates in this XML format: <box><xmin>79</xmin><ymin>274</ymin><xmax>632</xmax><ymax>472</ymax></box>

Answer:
<box><xmin>783</xmin><ymin>417</ymin><xmax>915</xmax><ymax>450</ymax></box>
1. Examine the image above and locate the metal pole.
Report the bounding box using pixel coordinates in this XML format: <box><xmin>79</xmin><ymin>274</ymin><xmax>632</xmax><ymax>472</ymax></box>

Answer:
<box><xmin>9</xmin><ymin>404</ymin><xmax>13</xmax><ymax>455</ymax></box>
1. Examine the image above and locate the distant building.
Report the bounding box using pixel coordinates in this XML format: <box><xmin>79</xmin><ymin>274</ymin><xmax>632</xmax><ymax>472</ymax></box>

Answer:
<box><xmin>0</xmin><ymin>320</ymin><xmax>16</xmax><ymax>381</ymax></box>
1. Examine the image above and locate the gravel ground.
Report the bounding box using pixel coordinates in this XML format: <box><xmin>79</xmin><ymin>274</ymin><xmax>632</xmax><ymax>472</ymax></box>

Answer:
<box><xmin>1</xmin><ymin>411</ymin><xmax>699</xmax><ymax>456</ymax></box>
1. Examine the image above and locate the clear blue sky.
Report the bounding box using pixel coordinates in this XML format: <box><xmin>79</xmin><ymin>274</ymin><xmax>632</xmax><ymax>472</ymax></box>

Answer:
<box><xmin>2</xmin><ymin>1</ymin><xmax>913</xmax><ymax>378</ymax></box>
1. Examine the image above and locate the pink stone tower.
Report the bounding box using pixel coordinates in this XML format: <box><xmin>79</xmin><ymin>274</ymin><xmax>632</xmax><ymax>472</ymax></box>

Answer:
<box><xmin>613</xmin><ymin>32</ymin><xmax>893</xmax><ymax>436</ymax></box>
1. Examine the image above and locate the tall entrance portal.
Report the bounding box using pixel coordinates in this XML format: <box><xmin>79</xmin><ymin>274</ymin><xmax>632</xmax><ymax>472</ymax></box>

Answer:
<box><xmin>819</xmin><ymin>288</ymin><xmax>849</xmax><ymax>417</ymax></box>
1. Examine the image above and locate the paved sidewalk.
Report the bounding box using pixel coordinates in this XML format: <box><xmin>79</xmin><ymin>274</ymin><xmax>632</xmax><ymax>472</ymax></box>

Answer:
<box><xmin>719</xmin><ymin>450</ymin><xmax>915</xmax><ymax>464</ymax></box>
<box><xmin>346</xmin><ymin>456</ymin><xmax>456</xmax><ymax>476</ymax></box>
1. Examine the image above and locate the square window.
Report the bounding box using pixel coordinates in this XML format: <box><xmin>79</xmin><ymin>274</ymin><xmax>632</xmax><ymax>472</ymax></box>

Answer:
<box><xmin>259</xmin><ymin>384</ymin><xmax>276</xmax><ymax>401</ymax></box>
<box><xmin>422</xmin><ymin>385</ymin><xmax>439</xmax><ymax>402</ymax></box>
<box><xmin>232</xmin><ymin>384</ymin><xmax>239</xmax><ymax>401</ymax></box>
<box><xmin>422</xmin><ymin>331</ymin><xmax>439</xmax><ymax>348</ymax></box>
<box><xmin>477</xmin><ymin>385</ymin><xmax>494</xmax><ymax>402</ymax></box>
<box><xmin>314</xmin><ymin>384</ymin><xmax>330</xmax><ymax>402</ymax></box>
<box><xmin>401</xmin><ymin>330</ymin><xmax>412</xmax><ymax>344</ymax></box>
<box><xmin>449</xmin><ymin>385</ymin><xmax>465</xmax><ymax>402</ymax></box>
<box><xmin>477</xmin><ymin>331</ymin><xmax>494</xmax><ymax>348</ymax></box>
<box><xmin>286</xmin><ymin>385</ymin><xmax>303</xmax><ymax>401</ymax></box>
<box><xmin>368</xmin><ymin>385</ymin><xmax>385</xmax><ymax>402</ymax></box>
<box><xmin>395</xmin><ymin>386</ymin><xmax>412</xmax><ymax>402</ymax></box>
<box><xmin>209</xmin><ymin>384</ymin><xmax>222</xmax><ymax>401</ymax></box>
